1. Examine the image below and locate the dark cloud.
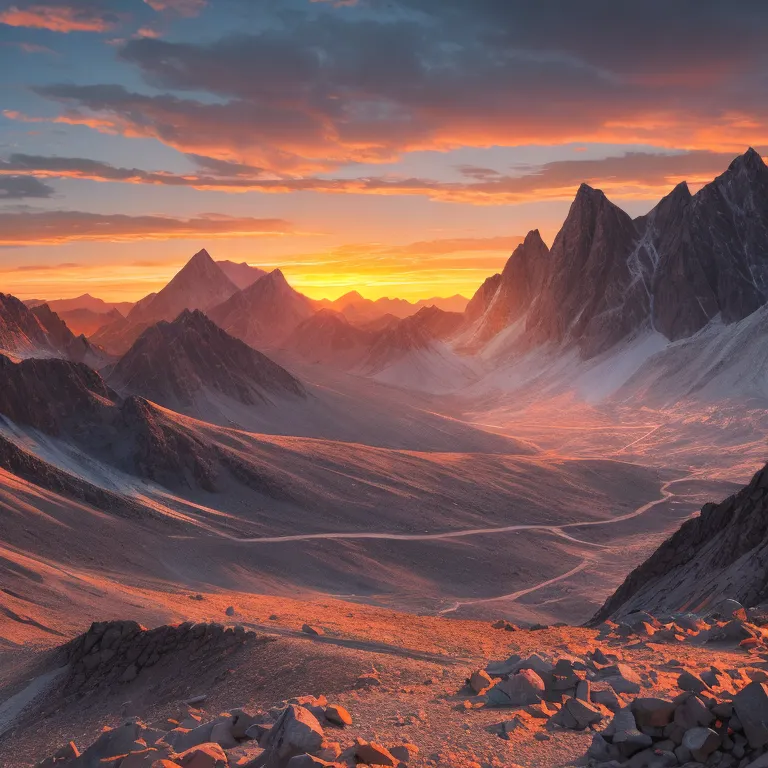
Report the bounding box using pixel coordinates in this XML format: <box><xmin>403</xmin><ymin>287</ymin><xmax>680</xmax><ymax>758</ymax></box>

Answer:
<box><xmin>0</xmin><ymin>175</ymin><xmax>55</xmax><ymax>199</ymax></box>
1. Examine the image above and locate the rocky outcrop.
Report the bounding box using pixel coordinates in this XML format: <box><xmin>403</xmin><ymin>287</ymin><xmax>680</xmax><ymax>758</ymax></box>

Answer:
<box><xmin>108</xmin><ymin>309</ymin><xmax>305</xmax><ymax>410</ymax></box>
<box><xmin>591</xmin><ymin>461</ymin><xmax>768</xmax><ymax>623</ymax></box>
<box><xmin>62</xmin><ymin>620</ymin><xmax>256</xmax><ymax>693</ymax></box>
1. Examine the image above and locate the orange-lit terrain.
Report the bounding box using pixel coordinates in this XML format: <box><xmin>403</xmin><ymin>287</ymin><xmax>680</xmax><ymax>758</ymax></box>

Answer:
<box><xmin>4</xmin><ymin>2</ymin><xmax>768</xmax><ymax>762</ymax></box>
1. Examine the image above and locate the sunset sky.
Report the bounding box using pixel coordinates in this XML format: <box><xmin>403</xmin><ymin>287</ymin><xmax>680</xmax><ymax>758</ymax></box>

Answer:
<box><xmin>1</xmin><ymin>0</ymin><xmax>767</xmax><ymax>302</ymax></box>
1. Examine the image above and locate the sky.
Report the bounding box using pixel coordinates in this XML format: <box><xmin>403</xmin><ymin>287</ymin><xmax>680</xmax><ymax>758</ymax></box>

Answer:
<box><xmin>0</xmin><ymin>0</ymin><xmax>767</xmax><ymax>302</ymax></box>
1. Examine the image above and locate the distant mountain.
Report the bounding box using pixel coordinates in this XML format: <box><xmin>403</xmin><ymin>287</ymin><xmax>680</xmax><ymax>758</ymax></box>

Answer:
<box><xmin>30</xmin><ymin>304</ymin><xmax>107</xmax><ymax>368</ymax></box>
<box><xmin>208</xmin><ymin>268</ymin><xmax>314</xmax><ymax>349</ymax></box>
<box><xmin>592</xmin><ymin>462</ymin><xmax>768</xmax><ymax>623</ymax></box>
<box><xmin>127</xmin><ymin>249</ymin><xmax>239</xmax><ymax>326</ymax></box>
<box><xmin>108</xmin><ymin>309</ymin><xmax>304</xmax><ymax>411</ymax></box>
<box><xmin>57</xmin><ymin>307</ymin><xmax>123</xmax><ymax>337</ymax></box>
<box><xmin>216</xmin><ymin>260</ymin><xmax>267</xmax><ymax>289</ymax></box>
<box><xmin>315</xmin><ymin>292</ymin><xmax>469</xmax><ymax>324</ymax></box>
<box><xmin>284</xmin><ymin>309</ymin><xmax>378</xmax><ymax>369</ymax></box>
<box><xmin>89</xmin><ymin>312</ymin><xmax>152</xmax><ymax>357</ymax></box>
<box><xmin>24</xmin><ymin>293</ymin><xmax>134</xmax><ymax>316</ymax></box>
<box><xmin>361</xmin><ymin>306</ymin><xmax>476</xmax><ymax>393</ymax></box>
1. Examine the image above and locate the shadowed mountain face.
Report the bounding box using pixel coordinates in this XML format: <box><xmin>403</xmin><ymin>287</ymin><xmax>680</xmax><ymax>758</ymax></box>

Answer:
<box><xmin>108</xmin><ymin>309</ymin><xmax>305</xmax><ymax>410</ymax></box>
<box><xmin>592</xmin><ymin>462</ymin><xmax>768</xmax><ymax>623</ymax></box>
<box><xmin>127</xmin><ymin>249</ymin><xmax>239</xmax><ymax>326</ymax></box>
<box><xmin>208</xmin><ymin>268</ymin><xmax>314</xmax><ymax>349</ymax></box>
<box><xmin>0</xmin><ymin>353</ymin><xmax>284</xmax><ymax>494</ymax></box>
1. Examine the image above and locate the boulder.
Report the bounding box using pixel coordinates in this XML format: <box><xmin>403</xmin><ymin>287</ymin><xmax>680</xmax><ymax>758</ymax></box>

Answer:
<box><xmin>258</xmin><ymin>705</ymin><xmax>325</xmax><ymax>767</ymax></box>
<box><xmin>173</xmin><ymin>743</ymin><xmax>228</xmax><ymax>768</ymax></box>
<box><xmin>301</xmin><ymin>624</ymin><xmax>324</xmax><ymax>637</ymax></box>
<box><xmin>468</xmin><ymin>669</ymin><xmax>493</xmax><ymax>694</ymax></box>
<box><xmin>324</xmin><ymin>705</ymin><xmax>352</xmax><ymax>727</ymax></box>
<box><xmin>355</xmin><ymin>742</ymin><xmax>397</xmax><ymax>767</ymax></box>
<box><xmin>677</xmin><ymin>671</ymin><xmax>710</xmax><ymax>693</ymax></box>
<box><xmin>631</xmin><ymin>698</ymin><xmax>676</xmax><ymax>728</ymax></box>
<box><xmin>733</xmin><ymin>682</ymin><xmax>768</xmax><ymax>749</ymax></box>
<box><xmin>681</xmin><ymin>726</ymin><xmax>721</xmax><ymax>762</ymax></box>
<box><xmin>485</xmin><ymin>669</ymin><xmax>546</xmax><ymax>707</ymax></box>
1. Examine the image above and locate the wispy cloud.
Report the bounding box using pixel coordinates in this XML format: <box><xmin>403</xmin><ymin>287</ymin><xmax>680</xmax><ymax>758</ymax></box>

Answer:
<box><xmin>0</xmin><ymin>149</ymin><xmax>749</xmax><ymax>205</ymax></box>
<box><xmin>0</xmin><ymin>210</ymin><xmax>295</xmax><ymax>245</ymax></box>
<box><xmin>0</xmin><ymin>3</ymin><xmax>119</xmax><ymax>32</ymax></box>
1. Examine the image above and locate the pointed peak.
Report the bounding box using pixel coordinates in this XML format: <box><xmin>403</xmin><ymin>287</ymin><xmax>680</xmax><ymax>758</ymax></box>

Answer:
<box><xmin>189</xmin><ymin>248</ymin><xmax>213</xmax><ymax>263</ymax></box>
<box><xmin>728</xmin><ymin>147</ymin><xmax>766</xmax><ymax>174</ymax></box>
<box><xmin>265</xmin><ymin>268</ymin><xmax>288</xmax><ymax>284</ymax></box>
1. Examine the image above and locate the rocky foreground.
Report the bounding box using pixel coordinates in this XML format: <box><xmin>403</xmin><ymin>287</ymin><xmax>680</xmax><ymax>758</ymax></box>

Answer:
<box><xmin>6</xmin><ymin>594</ymin><xmax>768</xmax><ymax>768</ymax></box>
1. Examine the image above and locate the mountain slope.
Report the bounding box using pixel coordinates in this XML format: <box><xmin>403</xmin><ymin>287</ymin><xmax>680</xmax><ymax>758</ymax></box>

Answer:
<box><xmin>127</xmin><ymin>249</ymin><xmax>239</xmax><ymax>326</ymax></box>
<box><xmin>108</xmin><ymin>309</ymin><xmax>305</xmax><ymax>412</ymax></box>
<box><xmin>25</xmin><ymin>293</ymin><xmax>134</xmax><ymax>316</ymax></box>
<box><xmin>208</xmin><ymin>268</ymin><xmax>314</xmax><ymax>348</ymax></box>
<box><xmin>591</xmin><ymin>461</ymin><xmax>768</xmax><ymax>623</ymax></box>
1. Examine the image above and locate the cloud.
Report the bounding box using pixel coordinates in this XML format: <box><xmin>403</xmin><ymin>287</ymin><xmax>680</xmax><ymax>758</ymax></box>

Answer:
<box><xmin>0</xmin><ymin>175</ymin><xmax>55</xmax><ymax>199</ymax></box>
<box><xmin>0</xmin><ymin>211</ymin><xmax>294</xmax><ymax>245</ymax></box>
<box><xmin>143</xmin><ymin>0</ymin><xmax>206</xmax><ymax>16</ymax></box>
<box><xmin>17</xmin><ymin>5</ymin><xmax>768</xmax><ymax>173</ymax></box>
<box><xmin>15</xmin><ymin>261</ymin><xmax>82</xmax><ymax>271</ymax></box>
<box><xmin>0</xmin><ymin>149</ymin><xmax>750</xmax><ymax>204</ymax></box>
<box><xmin>0</xmin><ymin>2</ymin><xmax>119</xmax><ymax>32</ymax></box>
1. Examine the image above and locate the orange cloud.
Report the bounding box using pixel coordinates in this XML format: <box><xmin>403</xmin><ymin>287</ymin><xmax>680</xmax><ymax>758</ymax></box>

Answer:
<box><xmin>0</xmin><ymin>4</ymin><xmax>117</xmax><ymax>32</ymax></box>
<box><xmin>0</xmin><ymin>211</ymin><xmax>295</xmax><ymax>246</ymax></box>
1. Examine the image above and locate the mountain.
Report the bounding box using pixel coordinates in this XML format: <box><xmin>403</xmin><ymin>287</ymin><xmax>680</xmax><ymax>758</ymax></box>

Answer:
<box><xmin>462</xmin><ymin>149</ymin><xmax>768</xmax><ymax>363</ymax></box>
<box><xmin>0</xmin><ymin>293</ymin><xmax>105</xmax><ymax>364</ymax></box>
<box><xmin>216</xmin><ymin>260</ymin><xmax>267</xmax><ymax>289</ymax></box>
<box><xmin>315</xmin><ymin>292</ymin><xmax>470</xmax><ymax>324</ymax></box>
<box><xmin>24</xmin><ymin>293</ymin><xmax>134</xmax><ymax>315</ymax></box>
<box><xmin>524</xmin><ymin>184</ymin><xmax>647</xmax><ymax>357</ymax></box>
<box><xmin>0</xmin><ymin>292</ymin><xmax>55</xmax><ymax>356</ymax></box>
<box><xmin>107</xmin><ymin>309</ymin><xmax>304</xmax><ymax>412</ymax></box>
<box><xmin>361</xmin><ymin>306</ymin><xmax>477</xmax><ymax>392</ymax></box>
<box><xmin>648</xmin><ymin>148</ymin><xmax>768</xmax><ymax>340</ymax></box>
<box><xmin>89</xmin><ymin>311</ymin><xmax>152</xmax><ymax>357</ymax></box>
<box><xmin>208</xmin><ymin>268</ymin><xmax>314</xmax><ymax>349</ymax></box>
<box><xmin>56</xmin><ymin>307</ymin><xmax>126</xmax><ymax>337</ymax></box>
<box><xmin>127</xmin><ymin>249</ymin><xmax>239</xmax><ymax>326</ymax></box>
<box><xmin>283</xmin><ymin>309</ymin><xmax>377</xmax><ymax>369</ymax></box>
<box><xmin>30</xmin><ymin>304</ymin><xmax>107</xmax><ymax>368</ymax></box>
<box><xmin>460</xmin><ymin>231</ymin><xmax>549</xmax><ymax>350</ymax></box>
<box><xmin>592</xmin><ymin>461</ymin><xmax>768</xmax><ymax>623</ymax></box>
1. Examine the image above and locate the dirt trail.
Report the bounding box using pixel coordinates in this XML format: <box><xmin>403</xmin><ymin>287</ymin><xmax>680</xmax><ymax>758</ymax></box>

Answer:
<box><xmin>184</xmin><ymin>474</ymin><xmax>695</xmax><ymax>546</ymax></box>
